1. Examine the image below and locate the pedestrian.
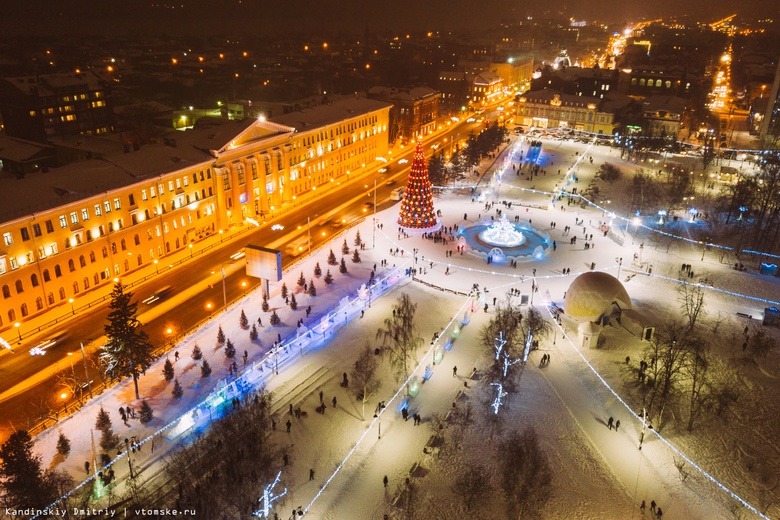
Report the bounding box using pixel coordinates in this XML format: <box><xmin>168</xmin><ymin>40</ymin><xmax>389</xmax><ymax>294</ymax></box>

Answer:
<box><xmin>243</xmin><ymin>350</ymin><xmax>248</xmax><ymax>365</ymax></box>
<box><xmin>615</xmin><ymin>420</ymin><xmax>621</xmax><ymax>431</ymax></box>
<box><xmin>332</xmin><ymin>396</ymin><xmax>337</xmax><ymax>408</ymax></box>
<box><xmin>656</xmin><ymin>507</ymin><xmax>663</xmax><ymax>519</ymax></box>
<box><xmin>286</xmin><ymin>420</ymin><xmax>292</xmax><ymax>433</ymax></box>
<box><xmin>174</xmin><ymin>351</ymin><xmax>179</xmax><ymax>362</ymax></box>
<box><xmin>650</xmin><ymin>500</ymin><xmax>656</xmax><ymax>513</ymax></box>
<box><xmin>127</xmin><ymin>406</ymin><xmax>134</xmax><ymax>418</ymax></box>
<box><xmin>309</xmin><ymin>468</ymin><xmax>315</xmax><ymax>481</ymax></box>
<box><xmin>608</xmin><ymin>416</ymin><xmax>614</xmax><ymax>430</ymax></box>
<box><xmin>453</xmin><ymin>366</ymin><xmax>458</xmax><ymax>377</ymax></box>
<box><xmin>640</xmin><ymin>500</ymin><xmax>646</xmax><ymax>511</ymax></box>
<box><xmin>319</xmin><ymin>390</ymin><xmax>324</xmax><ymax>403</ymax></box>
<box><xmin>402</xmin><ymin>408</ymin><xmax>409</xmax><ymax>421</ymax></box>
<box><xmin>289</xmin><ymin>403</ymin><xmax>293</xmax><ymax>415</ymax></box>
<box><xmin>258</xmin><ymin>317</ymin><xmax>263</xmax><ymax>326</ymax></box>
<box><xmin>119</xmin><ymin>407</ymin><xmax>127</xmax><ymax>423</ymax></box>
<box><xmin>383</xmin><ymin>475</ymin><xmax>389</xmax><ymax>488</ymax></box>
<box><xmin>361</xmin><ymin>310</ymin><xmax>365</xmax><ymax>318</ymax></box>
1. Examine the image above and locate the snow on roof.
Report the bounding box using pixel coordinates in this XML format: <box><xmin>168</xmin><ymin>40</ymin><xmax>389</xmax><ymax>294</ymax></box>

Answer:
<box><xmin>564</xmin><ymin>272</ymin><xmax>631</xmax><ymax>318</ymax></box>
<box><xmin>271</xmin><ymin>98</ymin><xmax>392</xmax><ymax>131</ymax></box>
<box><xmin>0</xmin><ymin>136</ymin><xmax>52</xmax><ymax>162</ymax></box>
<box><xmin>2</xmin><ymin>70</ymin><xmax>109</xmax><ymax>96</ymax></box>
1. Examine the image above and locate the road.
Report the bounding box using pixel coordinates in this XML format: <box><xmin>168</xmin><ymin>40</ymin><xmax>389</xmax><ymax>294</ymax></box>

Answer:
<box><xmin>0</xmin><ymin>112</ymin><xmax>493</xmax><ymax>441</ymax></box>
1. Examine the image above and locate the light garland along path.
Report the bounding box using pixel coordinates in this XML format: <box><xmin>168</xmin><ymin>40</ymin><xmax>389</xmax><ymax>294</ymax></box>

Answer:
<box><xmin>542</xmin><ymin>303</ymin><xmax>770</xmax><ymax>520</ymax></box>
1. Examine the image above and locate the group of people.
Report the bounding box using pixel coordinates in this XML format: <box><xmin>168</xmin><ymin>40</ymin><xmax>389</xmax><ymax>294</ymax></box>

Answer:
<box><xmin>640</xmin><ymin>499</ymin><xmax>664</xmax><ymax>518</ymax></box>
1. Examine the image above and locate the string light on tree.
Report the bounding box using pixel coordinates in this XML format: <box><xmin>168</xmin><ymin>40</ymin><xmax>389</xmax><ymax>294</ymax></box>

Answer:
<box><xmin>253</xmin><ymin>471</ymin><xmax>287</xmax><ymax>518</ymax></box>
<box><xmin>490</xmin><ymin>382</ymin><xmax>507</xmax><ymax>415</ymax></box>
<box><xmin>502</xmin><ymin>351</ymin><xmax>521</xmax><ymax>378</ymax></box>
<box><xmin>398</xmin><ymin>141</ymin><xmax>440</xmax><ymax>232</ymax></box>
<box><xmin>494</xmin><ymin>331</ymin><xmax>506</xmax><ymax>360</ymax></box>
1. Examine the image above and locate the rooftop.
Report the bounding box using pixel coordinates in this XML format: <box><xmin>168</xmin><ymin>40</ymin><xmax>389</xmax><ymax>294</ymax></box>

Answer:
<box><xmin>271</xmin><ymin>97</ymin><xmax>392</xmax><ymax>131</ymax></box>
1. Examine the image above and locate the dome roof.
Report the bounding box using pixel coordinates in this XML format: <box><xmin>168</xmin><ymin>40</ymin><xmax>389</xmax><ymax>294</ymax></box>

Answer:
<box><xmin>564</xmin><ymin>272</ymin><xmax>631</xmax><ymax>319</ymax></box>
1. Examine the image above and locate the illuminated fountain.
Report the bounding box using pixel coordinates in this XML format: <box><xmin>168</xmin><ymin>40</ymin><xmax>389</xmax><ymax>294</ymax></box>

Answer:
<box><xmin>459</xmin><ymin>215</ymin><xmax>551</xmax><ymax>262</ymax></box>
<box><xmin>479</xmin><ymin>215</ymin><xmax>527</xmax><ymax>247</ymax></box>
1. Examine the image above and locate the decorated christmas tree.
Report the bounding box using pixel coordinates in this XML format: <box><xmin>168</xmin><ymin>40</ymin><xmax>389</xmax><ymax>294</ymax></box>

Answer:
<box><xmin>398</xmin><ymin>141</ymin><xmax>438</xmax><ymax>230</ymax></box>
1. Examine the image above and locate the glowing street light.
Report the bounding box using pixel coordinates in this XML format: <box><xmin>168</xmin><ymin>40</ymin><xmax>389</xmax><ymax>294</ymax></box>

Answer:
<box><xmin>206</xmin><ymin>302</ymin><xmax>213</xmax><ymax>318</ymax></box>
<box><xmin>14</xmin><ymin>322</ymin><xmax>21</xmax><ymax>343</ymax></box>
<box><xmin>69</xmin><ymin>298</ymin><xmax>75</xmax><ymax>315</ymax></box>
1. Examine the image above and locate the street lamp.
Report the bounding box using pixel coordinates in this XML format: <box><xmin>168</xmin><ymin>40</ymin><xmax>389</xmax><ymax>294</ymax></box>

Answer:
<box><xmin>219</xmin><ymin>229</ymin><xmax>224</xmax><ymax>243</ymax></box>
<box><xmin>14</xmin><ymin>322</ymin><xmax>21</xmax><ymax>343</ymax></box>
<box><xmin>153</xmin><ymin>259</ymin><xmax>159</xmax><ymax>274</ymax></box>
<box><xmin>241</xmin><ymin>281</ymin><xmax>247</xmax><ymax>296</ymax></box>
<box><xmin>189</xmin><ymin>243</ymin><xmax>193</xmax><ymax>258</ymax></box>
<box><xmin>124</xmin><ymin>437</ymin><xmax>135</xmax><ymax>479</ymax></box>
<box><xmin>206</xmin><ymin>302</ymin><xmax>213</xmax><ymax>318</ymax></box>
<box><xmin>68</xmin><ymin>298</ymin><xmax>75</xmax><ymax>315</ymax></box>
<box><xmin>60</xmin><ymin>392</ymin><xmax>68</xmax><ymax>414</ymax></box>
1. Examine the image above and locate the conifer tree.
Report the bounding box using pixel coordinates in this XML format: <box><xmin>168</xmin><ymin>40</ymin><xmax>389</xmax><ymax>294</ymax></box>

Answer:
<box><xmin>139</xmin><ymin>400</ymin><xmax>153</xmax><ymax>424</ymax></box>
<box><xmin>324</xmin><ymin>269</ymin><xmax>334</xmax><ymax>285</ymax></box>
<box><xmin>95</xmin><ymin>406</ymin><xmax>111</xmax><ymax>431</ymax></box>
<box><xmin>314</xmin><ymin>262</ymin><xmax>322</xmax><ymax>276</ymax></box>
<box><xmin>290</xmin><ymin>293</ymin><xmax>298</xmax><ymax>310</ymax></box>
<box><xmin>327</xmin><ymin>249</ymin><xmax>338</xmax><ymax>265</ymax></box>
<box><xmin>162</xmin><ymin>358</ymin><xmax>175</xmax><ymax>381</ymax></box>
<box><xmin>354</xmin><ymin>230</ymin><xmax>362</xmax><ymax>247</ymax></box>
<box><xmin>172</xmin><ymin>379</ymin><xmax>183</xmax><ymax>399</ymax></box>
<box><xmin>191</xmin><ymin>343</ymin><xmax>203</xmax><ymax>361</ymax></box>
<box><xmin>270</xmin><ymin>310</ymin><xmax>281</xmax><ymax>326</ymax></box>
<box><xmin>250</xmin><ymin>323</ymin><xmax>259</xmax><ymax>341</ymax></box>
<box><xmin>225</xmin><ymin>339</ymin><xmax>236</xmax><ymax>358</ymax></box>
<box><xmin>352</xmin><ymin>249</ymin><xmax>361</xmax><ymax>263</ymax></box>
<box><xmin>217</xmin><ymin>326</ymin><xmax>226</xmax><ymax>345</ymax></box>
<box><xmin>297</xmin><ymin>272</ymin><xmax>306</xmax><ymax>287</ymax></box>
<box><xmin>56</xmin><ymin>431</ymin><xmax>71</xmax><ymax>457</ymax></box>
<box><xmin>339</xmin><ymin>258</ymin><xmax>348</xmax><ymax>274</ymax></box>
<box><xmin>201</xmin><ymin>359</ymin><xmax>212</xmax><ymax>377</ymax></box>
<box><xmin>262</xmin><ymin>293</ymin><xmax>270</xmax><ymax>312</ymax></box>
<box><xmin>342</xmin><ymin>239</ymin><xmax>350</xmax><ymax>255</ymax></box>
<box><xmin>308</xmin><ymin>279</ymin><xmax>317</xmax><ymax>297</ymax></box>
<box><xmin>239</xmin><ymin>309</ymin><xmax>249</xmax><ymax>329</ymax></box>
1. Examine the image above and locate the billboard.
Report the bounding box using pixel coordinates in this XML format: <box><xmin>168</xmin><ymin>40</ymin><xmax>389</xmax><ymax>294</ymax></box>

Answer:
<box><xmin>245</xmin><ymin>245</ymin><xmax>282</xmax><ymax>282</ymax></box>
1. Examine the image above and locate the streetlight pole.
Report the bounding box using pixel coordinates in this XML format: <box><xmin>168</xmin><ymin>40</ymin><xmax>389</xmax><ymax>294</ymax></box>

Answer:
<box><xmin>124</xmin><ymin>438</ymin><xmax>135</xmax><ymax>479</ymax></box>
<box><xmin>80</xmin><ymin>341</ymin><xmax>93</xmax><ymax>400</ymax></box>
<box><xmin>372</xmin><ymin>179</ymin><xmax>377</xmax><ymax>249</ymax></box>
<box><xmin>616</xmin><ymin>257</ymin><xmax>623</xmax><ymax>280</ymax></box>
<box><xmin>221</xmin><ymin>266</ymin><xmax>228</xmax><ymax>311</ymax></box>
<box><xmin>14</xmin><ymin>322</ymin><xmax>21</xmax><ymax>344</ymax></box>
<box><xmin>639</xmin><ymin>406</ymin><xmax>647</xmax><ymax>450</ymax></box>
<box><xmin>69</xmin><ymin>298</ymin><xmax>75</xmax><ymax>315</ymax></box>
<box><xmin>307</xmin><ymin>217</ymin><xmax>311</xmax><ymax>255</ymax></box>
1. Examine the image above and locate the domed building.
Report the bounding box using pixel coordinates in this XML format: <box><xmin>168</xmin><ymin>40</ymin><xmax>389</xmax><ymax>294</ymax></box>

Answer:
<box><xmin>562</xmin><ymin>272</ymin><xmax>653</xmax><ymax>349</ymax></box>
<box><xmin>564</xmin><ymin>272</ymin><xmax>631</xmax><ymax>321</ymax></box>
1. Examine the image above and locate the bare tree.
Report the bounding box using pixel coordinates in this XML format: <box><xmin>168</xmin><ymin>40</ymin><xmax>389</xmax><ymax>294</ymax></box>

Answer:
<box><xmin>376</xmin><ymin>293</ymin><xmax>424</xmax><ymax>391</ymax></box>
<box><xmin>684</xmin><ymin>335</ymin><xmax>710</xmax><ymax>431</ymax></box>
<box><xmin>496</xmin><ymin>426</ymin><xmax>552</xmax><ymax>519</ymax></box>
<box><xmin>452</xmin><ymin>464</ymin><xmax>492</xmax><ymax>511</ymax></box>
<box><xmin>351</xmin><ymin>343</ymin><xmax>380</xmax><ymax>419</ymax></box>
<box><xmin>745</xmin><ymin>324</ymin><xmax>778</xmax><ymax>362</ymax></box>
<box><xmin>643</xmin><ymin>322</ymin><xmax>691</xmax><ymax>430</ymax></box>
<box><xmin>678</xmin><ymin>283</ymin><xmax>707</xmax><ymax>331</ymax></box>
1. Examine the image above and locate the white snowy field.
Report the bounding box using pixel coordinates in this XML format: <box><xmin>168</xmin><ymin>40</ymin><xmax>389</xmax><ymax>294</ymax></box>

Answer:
<box><xmin>25</xmin><ymin>134</ymin><xmax>780</xmax><ymax>520</ymax></box>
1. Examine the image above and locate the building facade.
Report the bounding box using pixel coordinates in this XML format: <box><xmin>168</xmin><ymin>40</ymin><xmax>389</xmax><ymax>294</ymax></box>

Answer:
<box><xmin>367</xmin><ymin>87</ymin><xmax>439</xmax><ymax>144</ymax></box>
<box><xmin>0</xmin><ymin>98</ymin><xmax>390</xmax><ymax>333</ymax></box>
<box><xmin>0</xmin><ymin>71</ymin><xmax>115</xmax><ymax>143</ymax></box>
<box><xmin>516</xmin><ymin>90</ymin><xmax>616</xmax><ymax>134</ymax></box>
<box><xmin>759</xmin><ymin>61</ymin><xmax>780</xmax><ymax>148</ymax></box>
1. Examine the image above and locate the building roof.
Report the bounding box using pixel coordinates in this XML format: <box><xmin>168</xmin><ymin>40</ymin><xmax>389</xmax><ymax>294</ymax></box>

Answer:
<box><xmin>0</xmin><ymin>136</ymin><xmax>52</xmax><ymax>162</ymax></box>
<box><xmin>521</xmin><ymin>89</ymin><xmax>601</xmax><ymax>109</ymax></box>
<box><xmin>271</xmin><ymin>97</ymin><xmax>392</xmax><ymax>131</ymax></box>
<box><xmin>641</xmin><ymin>95</ymin><xmax>687</xmax><ymax>116</ymax></box>
<box><xmin>564</xmin><ymin>272</ymin><xmax>631</xmax><ymax>319</ymax></box>
<box><xmin>369</xmin><ymin>86</ymin><xmax>438</xmax><ymax>103</ymax></box>
<box><xmin>2</xmin><ymin>70</ymin><xmax>110</xmax><ymax>96</ymax></box>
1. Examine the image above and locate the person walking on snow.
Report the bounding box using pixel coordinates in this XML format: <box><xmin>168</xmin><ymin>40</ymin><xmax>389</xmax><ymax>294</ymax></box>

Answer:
<box><xmin>615</xmin><ymin>420</ymin><xmax>621</xmax><ymax>431</ymax></box>
<box><xmin>383</xmin><ymin>475</ymin><xmax>389</xmax><ymax>488</ymax></box>
<box><xmin>608</xmin><ymin>416</ymin><xmax>614</xmax><ymax>430</ymax></box>
<box><xmin>453</xmin><ymin>366</ymin><xmax>458</xmax><ymax>377</ymax></box>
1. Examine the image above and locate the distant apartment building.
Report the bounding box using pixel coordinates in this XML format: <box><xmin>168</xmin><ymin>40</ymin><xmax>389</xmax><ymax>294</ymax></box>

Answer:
<box><xmin>759</xmin><ymin>61</ymin><xmax>780</xmax><ymax>148</ymax></box>
<box><xmin>367</xmin><ymin>87</ymin><xmax>438</xmax><ymax>144</ymax></box>
<box><xmin>531</xmin><ymin>66</ymin><xmax>620</xmax><ymax>100</ymax></box>
<box><xmin>471</xmin><ymin>71</ymin><xmax>504</xmax><ymax>106</ymax></box>
<box><xmin>0</xmin><ymin>71</ymin><xmax>115</xmax><ymax>143</ymax></box>
<box><xmin>516</xmin><ymin>90</ymin><xmax>616</xmax><ymax>134</ymax></box>
<box><xmin>625</xmin><ymin>66</ymin><xmax>695</xmax><ymax>99</ymax></box>
<box><xmin>0</xmin><ymin>97</ymin><xmax>390</xmax><ymax>332</ymax></box>
<box><xmin>641</xmin><ymin>96</ymin><xmax>687</xmax><ymax>138</ymax></box>
<box><xmin>437</xmin><ymin>71</ymin><xmax>470</xmax><ymax>116</ymax></box>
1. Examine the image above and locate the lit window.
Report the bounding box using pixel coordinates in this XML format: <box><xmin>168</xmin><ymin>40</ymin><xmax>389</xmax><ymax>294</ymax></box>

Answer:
<box><xmin>142</xmin><ymin>189</ymin><xmax>148</xmax><ymax>201</ymax></box>
<box><xmin>104</xmin><ymin>201</ymin><xmax>111</xmax><ymax>213</ymax></box>
<box><xmin>3</xmin><ymin>232</ymin><xmax>13</xmax><ymax>246</ymax></box>
<box><xmin>81</xmin><ymin>208</ymin><xmax>89</xmax><ymax>221</ymax></box>
<box><xmin>59</xmin><ymin>216</ymin><xmax>67</xmax><ymax>228</ymax></box>
<box><xmin>113</xmin><ymin>198</ymin><xmax>121</xmax><ymax>210</ymax></box>
<box><xmin>70</xmin><ymin>212</ymin><xmax>79</xmax><ymax>225</ymax></box>
<box><xmin>94</xmin><ymin>204</ymin><xmax>102</xmax><ymax>216</ymax></box>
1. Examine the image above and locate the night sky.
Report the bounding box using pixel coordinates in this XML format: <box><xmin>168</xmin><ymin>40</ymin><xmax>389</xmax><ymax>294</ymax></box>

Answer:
<box><xmin>4</xmin><ymin>0</ymin><xmax>778</xmax><ymax>36</ymax></box>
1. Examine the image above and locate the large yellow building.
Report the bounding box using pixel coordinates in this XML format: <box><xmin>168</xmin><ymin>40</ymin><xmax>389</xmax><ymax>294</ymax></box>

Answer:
<box><xmin>516</xmin><ymin>90</ymin><xmax>616</xmax><ymax>134</ymax></box>
<box><xmin>0</xmin><ymin>97</ymin><xmax>390</xmax><ymax>334</ymax></box>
